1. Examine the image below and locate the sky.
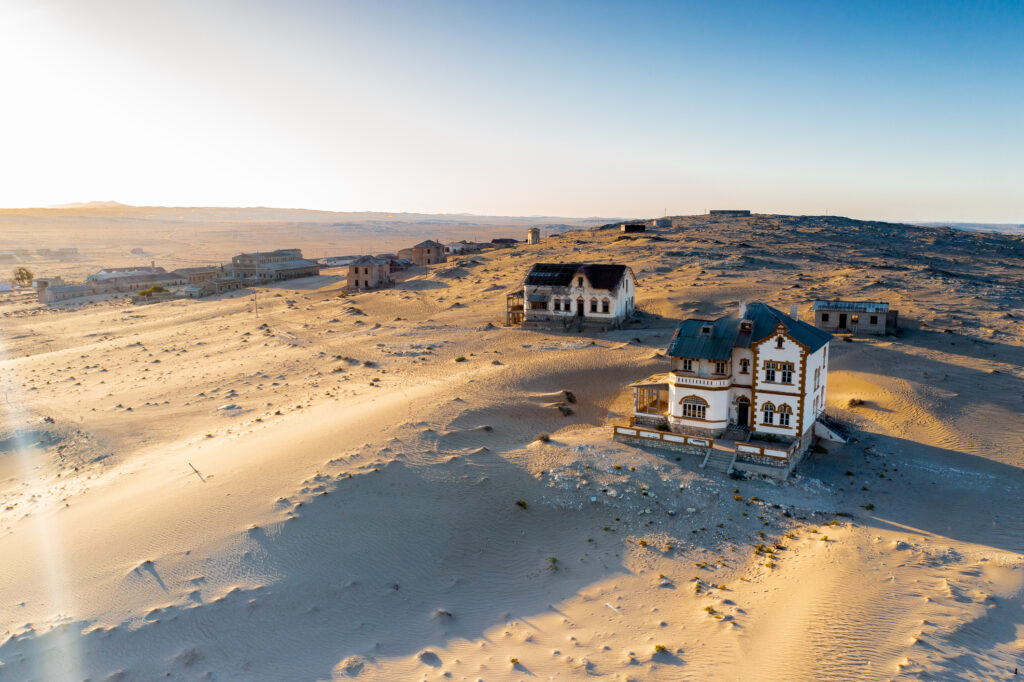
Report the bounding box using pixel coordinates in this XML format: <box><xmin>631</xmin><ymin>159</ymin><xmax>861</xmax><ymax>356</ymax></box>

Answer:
<box><xmin>0</xmin><ymin>0</ymin><xmax>1021</xmax><ymax>221</ymax></box>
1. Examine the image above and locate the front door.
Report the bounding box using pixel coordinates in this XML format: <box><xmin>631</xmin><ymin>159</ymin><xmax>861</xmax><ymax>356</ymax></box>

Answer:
<box><xmin>737</xmin><ymin>402</ymin><xmax>749</xmax><ymax>427</ymax></box>
<box><xmin>576</xmin><ymin>298</ymin><xmax>584</xmax><ymax>315</ymax></box>
<box><xmin>839</xmin><ymin>313</ymin><xmax>848</xmax><ymax>329</ymax></box>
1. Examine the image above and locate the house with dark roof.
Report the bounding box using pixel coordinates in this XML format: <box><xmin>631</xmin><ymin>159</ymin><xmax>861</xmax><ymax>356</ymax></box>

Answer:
<box><xmin>346</xmin><ymin>256</ymin><xmax>392</xmax><ymax>291</ymax></box>
<box><xmin>616</xmin><ymin>302</ymin><xmax>842</xmax><ymax>478</ymax></box>
<box><xmin>813</xmin><ymin>300</ymin><xmax>898</xmax><ymax>335</ymax></box>
<box><xmin>506</xmin><ymin>262</ymin><xmax>636</xmax><ymax>331</ymax></box>
<box><xmin>411</xmin><ymin>240</ymin><xmax>446</xmax><ymax>266</ymax></box>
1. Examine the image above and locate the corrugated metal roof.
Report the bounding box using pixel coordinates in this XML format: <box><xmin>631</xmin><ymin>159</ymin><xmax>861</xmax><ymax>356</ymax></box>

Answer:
<box><xmin>668</xmin><ymin>303</ymin><xmax>832</xmax><ymax>359</ymax></box>
<box><xmin>260</xmin><ymin>259</ymin><xmax>320</xmax><ymax>270</ymax></box>
<box><xmin>813</xmin><ymin>300</ymin><xmax>889</xmax><ymax>313</ymax></box>
<box><xmin>523</xmin><ymin>263</ymin><xmax>630</xmax><ymax>290</ymax></box>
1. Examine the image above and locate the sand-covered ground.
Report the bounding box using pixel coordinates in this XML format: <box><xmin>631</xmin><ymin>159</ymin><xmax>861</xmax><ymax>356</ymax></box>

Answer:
<box><xmin>1</xmin><ymin>213</ymin><xmax>1022</xmax><ymax>680</ymax></box>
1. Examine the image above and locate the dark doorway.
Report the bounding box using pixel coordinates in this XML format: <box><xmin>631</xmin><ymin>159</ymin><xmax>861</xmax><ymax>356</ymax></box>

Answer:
<box><xmin>737</xmin><ymin>402</ymin><xmax>749</xmax><ymax>427</ymax></box>
<box><xmin>839</xmin><ymin>313</ymin><xmax>848</xmax><ymax>329</ymax></box>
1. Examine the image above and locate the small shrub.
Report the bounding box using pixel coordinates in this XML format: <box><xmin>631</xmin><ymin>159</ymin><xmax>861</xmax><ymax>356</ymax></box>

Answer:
<box><xmin>537</xmin><ymin>433</ymin><xmax>551</xmax><ymax>443</ymax></box>
<box><xmin>656</xmin><ymin>421</ymin><xmax>669</xmax><ymax>431</ymax></box>
<box><xmin>733</xmin><ymin>495</ymin><xmax>743</xmax><ymax>501</ymax></box>
<box><xmin>509</xmin><ymin>657</ymin><xmax>519</xmax><ymax>664</ymax></box>
<box><xmin>864</xmin><ymin>503</ymin><xmax>875</xmax><ymax>511</ymax></box>
<box><xmin>547</xmin><ymin>557</ymin><xmax>558</xmax><ymax>571</ymax></box>
<box><xmin>638</xmin><ymin>539</ymin><xmax>648</xmax><ymax>547</ymax></box>
<box><xmin>516</xmin><ymin>499</ymin><xmax>528</xmax><ymax>509</ymax></box>
<box><xmin>654</xmin><ymin>644</ymin><xmax>667</xmax><ymax>653</ymax></box>
<box><xmin>454</xmin><ymin>356</ymin><xmax>467</xmax><ymax>362</ymax></box>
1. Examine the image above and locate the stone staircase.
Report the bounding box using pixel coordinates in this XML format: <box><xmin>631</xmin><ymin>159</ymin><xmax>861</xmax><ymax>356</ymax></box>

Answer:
<box><xmin>701</xmin><ymin>448</ymin><xmax>737</xmax><ymax>474</ymax></box>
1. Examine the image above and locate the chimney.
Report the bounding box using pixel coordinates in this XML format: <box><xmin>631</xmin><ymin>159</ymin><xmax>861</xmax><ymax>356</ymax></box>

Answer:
<box><xmin>790</xmin><ymin>304</ymin><xmax>799</xmax><ymax>321</ymax></box>
<box><xmin>738</xmin><ymin>300</ymin><xmax>746</xmax><ymax>319</ymax></box>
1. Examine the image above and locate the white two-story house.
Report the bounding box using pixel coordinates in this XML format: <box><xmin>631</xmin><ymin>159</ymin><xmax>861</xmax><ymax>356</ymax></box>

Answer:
<box><xmin>506</xmin><ymin>263</ymin><xmax>636</xmax><ymax>331</ymax></box>
<box><xmin>630</xmin><ymin>302</ymin><xmax>832</xmax><ymax>449</ymax></box>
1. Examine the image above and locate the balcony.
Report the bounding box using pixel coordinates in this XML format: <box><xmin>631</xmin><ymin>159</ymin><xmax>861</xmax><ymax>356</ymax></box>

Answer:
<box><xmin>670</xmin><ymin>373</ymin><xmax>731</xmax><ymax>389</ymax></box>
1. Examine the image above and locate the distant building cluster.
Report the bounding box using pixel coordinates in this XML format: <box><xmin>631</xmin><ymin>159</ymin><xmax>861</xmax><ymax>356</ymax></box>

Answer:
<box><xmin>334</xmin><ymin>229</ymin><xmax>539</xmax><ymax>293</ymax></box>
<box><xmin>29</xmin><ymin>247</ymin><xmax>324</xmax><ymax>306</ymax></box>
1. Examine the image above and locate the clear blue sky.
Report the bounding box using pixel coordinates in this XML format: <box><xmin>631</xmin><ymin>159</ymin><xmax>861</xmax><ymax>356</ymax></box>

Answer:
<box><xmin>1</xmin><ymin>0</ymin><xmax>1021</xmax><ymax>221</ymax></box>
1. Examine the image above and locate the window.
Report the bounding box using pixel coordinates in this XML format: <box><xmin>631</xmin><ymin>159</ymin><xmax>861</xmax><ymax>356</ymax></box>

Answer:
<box><xmin>778</xmin><ymin>404</ymin><xmax>792</xmax><ymax>427</ymax></box>
<box><xmin>714</xmin><ymin>361</ymin><xmax>727</xmax><ymax>374</ymax></box>
<box><xmin>680</xmin><ymin>396</ymin><xmax>708</xmax><ymax>419</ymax></box>
<box><xmin>780</xmin><ymin>362</ymin><xmax>794</xmax><ymax>384</ymax></box>
<box><xmin>602</xmin><ymin>299</ymin><xmax>610</xmax><ymax>313</ymax></box>
<box><xmin>590</xmin><ymin>298</ymin><xmax>598</xmax><ymax>313</ymax></box>
<box><xmin>870</xmin><ymin>315</ymin><xmax>878</xmax><ymax>325</ymax></box>
<box><xmin>740</xmin><ymin>358</ymin><xmax>750</xmax><ymax>374</ymax></box>
<box><xmin>776</xmin><ymin>336</ymin><xmax>785</xmax><ymax>349</ymax></box>
<box><xmin>765</xmin><ymin>362</ymin><xmax>776</xmax><ymax>382</ymax></box>
<box><xmin>814</xmin><ymin>367</ymin><xmax>820</xmax><ymax>388</ymax></box>
<box><xmin>821</xmin><ymin>313</ymin><xmax>830</xmax><ymax>323</ymax></box>
<box><xmin>762</xmin><ymin>402</ymin><xmax>775</xmax><ymax>425</ymax></box>
<box><xmin>682</xmin><ymin>358</ymin><xmax>693</xmax><ymax>372</ymax></box>
<box><xmin>554</xmin><ymin>299</ymin><xmax>561</xmax><ymax>312</ymax></box>
<box><xmin>577</xmin><ymin>277</ymin><xmax>583</xmax><ymax>287</ymax></box>
<box><xmin>813</xmin><ymin>395</ymin><xmax>819</xmax><ymax>414</ymax></box>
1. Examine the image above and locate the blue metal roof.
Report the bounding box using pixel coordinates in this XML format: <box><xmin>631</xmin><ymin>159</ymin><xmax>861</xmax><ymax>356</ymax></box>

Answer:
<box><xmin>667</xmin><ymin>303</ymin><xmax>832</xmax><ymax>359</ymax></box>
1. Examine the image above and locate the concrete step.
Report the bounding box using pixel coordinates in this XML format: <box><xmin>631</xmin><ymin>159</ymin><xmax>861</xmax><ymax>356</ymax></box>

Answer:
<box><xmin>702</xmin><ymin>449</ymin><xmax>736</xmax><ymax>473</ymax></box>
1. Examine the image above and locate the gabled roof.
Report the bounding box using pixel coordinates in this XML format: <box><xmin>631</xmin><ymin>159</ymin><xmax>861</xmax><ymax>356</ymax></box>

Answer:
<box><xmin>523</xmin><ymin>263</ymin><xmax>631</xmax><ymax>291</ymax></box>
<box><xmin>813</xmin><ymin>300</ymin><xmax>890</xmax><ymax>313</ymax></box>
<box><xmin>667</xmin><ymin>303</ymin><xmax>832</xmax><ymax>360</ymax></box>
<box><xmin>413</xmin><ymin>240</ymin><xmax>444</xmax><ymax>249</ymax></box>
<box><xmin>349</xmin><ymin>256</ymin><xmax>388</xmax><ymax>266</ymax></box>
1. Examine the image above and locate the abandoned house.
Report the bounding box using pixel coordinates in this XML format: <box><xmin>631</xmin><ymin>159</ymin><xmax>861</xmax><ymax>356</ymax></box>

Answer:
<box><xmin>506</xmin><ymin>262</ymin><xmax>636</xmax><ymax>331</ymax></box>
<box><xmin>813</xmin><ymin>300</ymin><xmax>898</xmax><ymax>335</ymax></box>
<box><xmin>620</xmin><ymin>222</ymin><xmax>646</xmax><ymax>233</ymax></box>
<box><xmin>346</xmin><ymin>256</ymin><xmax>393</xmax><ymax>291</ymax></box>
<box><xmin>411</xmin><ymin>240</ymin><xmax>446</xmax><ymax>266</ymax></box>
<box><xmin>615</xmin><ymin>302</ymin><xmax>844</xmax><ymax>478</ymax></box>
<box><xmin>709</xmin><ymin>210</ymin><xmax>751</xmax><ymax>217</ymax></box>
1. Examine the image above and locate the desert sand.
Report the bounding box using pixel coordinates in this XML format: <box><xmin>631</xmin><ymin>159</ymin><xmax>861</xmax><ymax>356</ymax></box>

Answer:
<box><xmin>0</xmin><ymin>212</ymin><xmax>1022</xmax><ymax>680</ymax></box>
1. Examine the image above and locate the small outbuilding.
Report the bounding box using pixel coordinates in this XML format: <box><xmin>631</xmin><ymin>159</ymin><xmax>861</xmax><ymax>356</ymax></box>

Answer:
<box><xmin>813</xmin><ymin>300</ymin><xmax>898</xmax><ymax>335</ymax></box>
<box><xmin>526</xmin><ymin>227</ymin><xmax>541</xmax><ymax>244</ymax></box>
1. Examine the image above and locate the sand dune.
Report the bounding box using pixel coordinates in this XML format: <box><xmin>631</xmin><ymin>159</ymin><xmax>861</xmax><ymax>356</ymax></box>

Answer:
<box><xmin>1</xmin><ymin>213</ymin><xmax>1022</xmax><ymax>680</ymax></box>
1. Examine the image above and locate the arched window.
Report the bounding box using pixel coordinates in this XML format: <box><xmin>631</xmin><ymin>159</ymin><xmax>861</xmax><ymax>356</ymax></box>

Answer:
<box><xmin>762</xmin><ymin>402</ymin><xmax>775</xmax><ymax>425</ymax></box>
<box><xmin>740</xmin><ymin>358</ymin><xmax>750</xmax><ymax>374</ymax></box>
<box><xmin>602</xmin><ymin>298</ymin><xmax>610</xmax><ymax>313</ymax></box>
<box><xmin>778</xmin><ymin>404</ymin><xmax>793</xmax><ymax>427</ymax></box>
<box><xmin>679</xmin><ymin>395</ymin><xmax>708</xmax><ymax>420</ymax></box>
<box><xmin>776</xmin><ymin>336</ymin><xmax>785</xmax><ymax>349</ymax></box>
<box><xmin>590</xmin><ymin>297</ymin><xmax>598</xmax><ymax>313</ymax></box>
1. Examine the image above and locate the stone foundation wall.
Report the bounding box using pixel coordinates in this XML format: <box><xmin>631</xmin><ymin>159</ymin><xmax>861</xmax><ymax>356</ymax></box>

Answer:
<box><xmin>613</xmin><ymin>434</ymin><xmax>709</xmax><ymax>459</ymax></box>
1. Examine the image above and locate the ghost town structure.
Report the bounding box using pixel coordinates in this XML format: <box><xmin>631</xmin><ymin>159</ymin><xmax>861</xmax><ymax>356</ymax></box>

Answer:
<box><xmin>346</xmin><ymin>256</ymin><xmax>393</xmax><ymax>291</ymax></box>
<box><xmin>411</xmin><ymin>240</ymin><xmax>446</xmax><ymax>266</ymax></box>
<box><xmin>709</xmin><ymin>210</ymin><xmax>751</xmax><ymax>217</ymax></box>
<box><xmin>526</xmin><ymin>228</ymin><xmax>541</xmax><ymax>244</ymax></box>
<box><xmin>615</xmin><ymin>302</ymin><xmax>845</xmax><ymax>479</ymax></box>
<box><xmin>813</xmin><ymin>300</ymin><xmax>898</xmax><ymax>335</ymax></box>
<box><xmin>227</xmin><ymin>249</ymin><xmax>321</xmax><ymax>282</ymax></box>
<box><xmin>506</xmin><ymin>262</ymin><xmax>636</xmax><ymax>331</ymax></box>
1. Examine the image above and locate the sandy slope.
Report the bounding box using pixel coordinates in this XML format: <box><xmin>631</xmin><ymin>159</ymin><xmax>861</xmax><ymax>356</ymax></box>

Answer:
<box><xmin>0</xmin><ymin>214</ymin><xmax>1022</xmax><ymax>680</ymax></box>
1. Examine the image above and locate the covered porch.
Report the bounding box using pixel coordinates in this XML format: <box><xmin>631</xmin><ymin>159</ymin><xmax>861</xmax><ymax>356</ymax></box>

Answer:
<box><xmin>629</xmin><ymin>374</ymin><xmax>670</xmax><ymax>423</ymax></box>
